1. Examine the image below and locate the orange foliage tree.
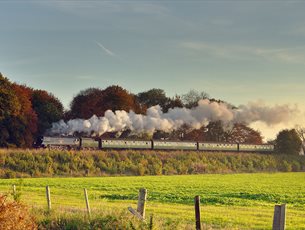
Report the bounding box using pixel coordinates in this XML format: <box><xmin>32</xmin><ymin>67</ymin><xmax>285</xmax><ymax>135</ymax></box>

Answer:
<box><xmin>225</xmin><ymin>123</ymin><xmax>263</xmax><ymax>144</ymax></box>
<box><xmin>12</xmin><ymin>84</ymin><xmax>38</xmax><ymax>146</ymax></box>
<box><xmin>0</xmin><ymin>74</ymin><xmax>64</xmax><ymax>147</ymax></box>
<box><xmin>69</xmin><ymin>85</ymin><xmax>143</xmax><ymax>119</ymax></box>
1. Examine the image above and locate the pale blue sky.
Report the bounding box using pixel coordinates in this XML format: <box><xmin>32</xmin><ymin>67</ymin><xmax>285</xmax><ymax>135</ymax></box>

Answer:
<box><xmin>1</xmin><ymin>0</ymin><xmax>305</xmax><ymax>113</ymax></box>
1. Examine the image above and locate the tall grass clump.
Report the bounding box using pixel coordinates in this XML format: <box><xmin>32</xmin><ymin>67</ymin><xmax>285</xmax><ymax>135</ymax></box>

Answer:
<box><xmin>35</xmin><ymin>208</ymin><xmax>183</xmax><ymax>230</ymax></box>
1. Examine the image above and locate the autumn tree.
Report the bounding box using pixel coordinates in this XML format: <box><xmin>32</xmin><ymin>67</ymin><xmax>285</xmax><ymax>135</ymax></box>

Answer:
<box><xmin>0</xmin><ymin>74</ymin><xmax>66</xmax><ymax>147</ymax></box>
<box><xmin>179</xmin><ymin>122</ymin><xmax>263</xmax><ymax>144</ymax></box>
<box><xmin>0</xmin><ymin>75</ymin><xmax>40</xmax><ymax>147</ymax></box>
<box><xmin>181</xmin><ymin>125</ymin><xmax>208</xmax><ymax>141</ymax></box>
<box><xmin>166</xmin><ymin>122</ymin><xmax>225</xmax><ymax>142</ymax></box>
<box><xmin>69</xmin><ymin>85</ymin><xmax>143</xmax><ymax>120</ymax></box>
<box><xmin>275</xmin><ymin>129</ymin><xmax>302</xmax><ymax>155</ymax></box>
<box><xmin>31</xmin><ymin>90</ymin><xmax>64</xmax><ymax>135</ymax></box>
<box><xmin>225</xmin><ymin>123</ymin><xmax>263</xmax><ymax>144</ymax></box>
<box><xmin>101</xmin><ymin>85</ymin><xmax>142</xmax><ymax>113</ymax></box>
<box><xmin>69</xmin><ymin>88</ymin><xmax>104</xmax><ymax>119</ymax></box>
<box><xmin>11</xmin><ymin>84</ymin><xmax>38</xmax><ymax>146</ymax></box>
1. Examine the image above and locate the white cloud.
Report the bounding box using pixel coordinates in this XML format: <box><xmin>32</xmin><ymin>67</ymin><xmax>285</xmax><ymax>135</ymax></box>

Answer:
<box><xmin>181</xmin><ymin>41</ymin><xmax>305</xmax><ymax>64</ymax></box>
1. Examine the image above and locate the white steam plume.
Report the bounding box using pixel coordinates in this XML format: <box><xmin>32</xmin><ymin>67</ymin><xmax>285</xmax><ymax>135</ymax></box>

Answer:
<box><xmin>49</xmin><ymin>99</ymin><xmax>299</xmax><ymax>136</ymax></box>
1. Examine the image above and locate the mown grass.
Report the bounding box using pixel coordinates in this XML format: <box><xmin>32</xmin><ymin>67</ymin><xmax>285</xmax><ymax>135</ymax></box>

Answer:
<box><xmin>0</xmin><ymin>173</ymin><xmax>304</xmax><ymax>229</ymax></box>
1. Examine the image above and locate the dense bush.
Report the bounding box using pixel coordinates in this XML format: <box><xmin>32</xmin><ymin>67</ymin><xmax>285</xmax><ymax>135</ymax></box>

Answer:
<box><xmin>0</xmin><ymin>195</ymin><xmax>37</xmax><ymax>229</ymax></box>
<box><xmin>0</xmin><ymin>149</ymin><xmax>304</xmax><ymax>178</ymax></box>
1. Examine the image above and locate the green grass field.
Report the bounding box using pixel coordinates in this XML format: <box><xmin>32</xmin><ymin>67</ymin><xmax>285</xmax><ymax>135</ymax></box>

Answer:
<box><xmin>0</xmin><ymin>173</ymin><xmax>304</xmax><ymax>229</ymax></box>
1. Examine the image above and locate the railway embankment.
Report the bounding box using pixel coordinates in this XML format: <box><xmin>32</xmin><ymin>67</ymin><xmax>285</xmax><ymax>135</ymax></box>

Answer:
<box><xmin>0</xmin><ymin>149</ymin><xmax>304</xmax><ymax>178</ymax></box>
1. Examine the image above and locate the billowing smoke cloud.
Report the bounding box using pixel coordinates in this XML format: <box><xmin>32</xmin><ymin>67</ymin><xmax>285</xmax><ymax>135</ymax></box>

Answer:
<box><xmin>49</xmin><ymin>99</ymin><xmax>299</xmax><ymax>136</ymax></box>
<box><xmin>234</xmin><ymin>101</ymin><xmax>299</xmax><ymax>125</ymax></box>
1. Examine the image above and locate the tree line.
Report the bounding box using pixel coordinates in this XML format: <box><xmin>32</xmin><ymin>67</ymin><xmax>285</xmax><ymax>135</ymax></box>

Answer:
<box><xmin>0</xmin><ymin>74</ymin><xmax>63</xmax><ymax>148</ymax></box>
<box><xmin>65</xmin><ymin>86</ymin><xmax>265</xmax><ymax>144</ymax></box>
<box><xmin>0</xmin><ymin>73</ymin><xmax>303</xmax><ymax>154</ymax></box>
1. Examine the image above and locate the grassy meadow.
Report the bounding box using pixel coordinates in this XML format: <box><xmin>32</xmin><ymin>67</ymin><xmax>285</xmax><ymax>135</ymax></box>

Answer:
<box><xmin>0</xmin><ymin>173</ymin><xmax>304</xmax><ymax>229</ymax></box>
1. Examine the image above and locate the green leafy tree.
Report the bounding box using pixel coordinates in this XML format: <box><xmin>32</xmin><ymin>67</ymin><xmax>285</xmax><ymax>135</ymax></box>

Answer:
<box><xmin>295</xmin><ymin>125</ymin><xmax>305</xmax><ymax>154</ymax></box>
<box><xmin>181</xmin><ymin>89</ymin><xmax>209</xmax><ymax>108</ymax></box>
<box><xmin>4</xmin><ymin>116</ymin><xmax>27</xmax><ymax>147</ymax></box>
<box><xmin>31</xmin><ymin>90</ymin><xmax>64</xmax><ymax>135</ymax></box>
<box><xmin>0</xmin><ymin>122</ymin><xmax>9</xmax><ymax>147</ymax></box>
<box><xmin>137</xmin><ymin>88</ymin><xmax>168</xmax><ymax>110</ymax></box>
<box><xmin>137</xmin><ymin>89</ymin><xmax>183</xmax><ymax>113</ymax></box>
<box><xmin>275</xmin><ymin>129</ymin><xmax>302</xmax><ymax>155</ymax></box>
<box><xmin>0</xmin><ymin>74</ymin><xmax>21</xmax><ymax>121</ymax></box>
<box><xmin>204</xmin><ymin>121</ymin><xmax>226</xmax><ymax>142</ymax></box>
<box><xmin>163</xmin><ymin>95</ymin><xmax>183</xmax><ymax>112</ymax></box>
<box><xmin>0</xmin><ymin>75</ymin><xmax>35</xmax><ymax>147</ymax></box>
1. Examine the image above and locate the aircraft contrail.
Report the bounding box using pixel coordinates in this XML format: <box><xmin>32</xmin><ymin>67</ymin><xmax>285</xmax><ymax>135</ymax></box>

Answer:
<box><xmin>95</xmin><ymin>41</ymin><xmax>115</xmax><ymax>56</ymax></box>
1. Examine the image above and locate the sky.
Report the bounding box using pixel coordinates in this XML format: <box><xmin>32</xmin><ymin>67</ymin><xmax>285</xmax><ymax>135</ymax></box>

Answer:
<box><xmin>1</xmin><ymin>1</ymin><xmax>305</xmax><ymax>139</ymax></box>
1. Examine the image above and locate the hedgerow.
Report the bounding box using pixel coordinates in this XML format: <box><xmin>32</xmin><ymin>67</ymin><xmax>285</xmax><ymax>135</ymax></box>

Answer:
<box><xmin>0</xmin><ymin>149</ymin><xmax>304</xmax><ymax>178</ymax></box>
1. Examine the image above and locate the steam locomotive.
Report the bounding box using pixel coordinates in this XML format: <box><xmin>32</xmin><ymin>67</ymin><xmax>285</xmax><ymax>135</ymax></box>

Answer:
<box><xmin>37</xmin><ymin>136</ymin><xmax>274</xmax><ymax>153</ymax></box>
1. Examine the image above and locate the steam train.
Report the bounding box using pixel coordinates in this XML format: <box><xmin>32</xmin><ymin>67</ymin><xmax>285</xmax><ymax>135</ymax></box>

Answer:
<box><xmin>37</xmin><ymin>136</ymin><xmax>275</xmax><ymax>153</ymax></box>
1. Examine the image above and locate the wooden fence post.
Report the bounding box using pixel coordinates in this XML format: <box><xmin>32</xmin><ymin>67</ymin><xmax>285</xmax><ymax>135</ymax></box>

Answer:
<box><xmin>194</xmin><ymin>195</ymin><xmax>201</xmax><ymax>230</ymax></box>
<box><xmin>272</xmin><ymin>204</ymin><xmax>286</xmax><ymax>230</ymax></box>
<box><xmin>137</xmin><ymin>188</ymin><xmax>147</xmax><ymax>219</ymax></box>
<box><xmin>84</xmin><ymin>188</ymin><xmax>91</xmax><ymax>217</ymax></box>
<box><xmin>46</xmin><ymin>186</ymin><xmax>51</xmax><ymax>211</ymax></box>
<box><xmin>128</xmin><ymin>207</ymin><xmax>145</xmax><ymax>221</ymax></box>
